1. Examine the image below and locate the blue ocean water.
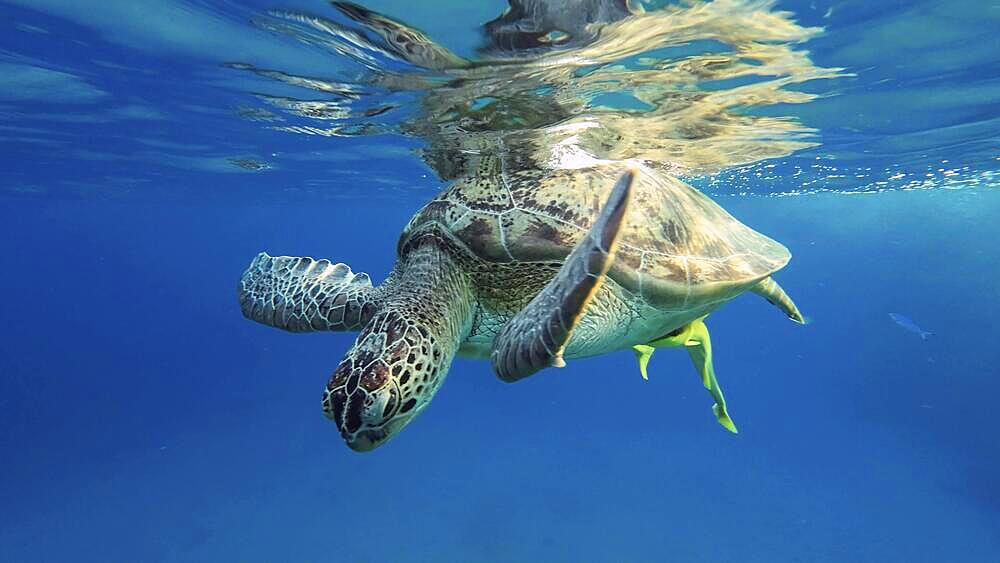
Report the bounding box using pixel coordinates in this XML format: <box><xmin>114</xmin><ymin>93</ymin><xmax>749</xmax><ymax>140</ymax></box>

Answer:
<box><xmin>1</xmin><ymin>1</ymin><xmax>999</xmax><ymax>561</ymax></box>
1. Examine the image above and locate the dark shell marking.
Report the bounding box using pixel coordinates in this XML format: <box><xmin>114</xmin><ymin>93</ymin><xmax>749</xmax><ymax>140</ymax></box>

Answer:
<box><xmin>402</xmin><ymin>155</ymin><xmax>790</xmax><ymax>310</ymax></box>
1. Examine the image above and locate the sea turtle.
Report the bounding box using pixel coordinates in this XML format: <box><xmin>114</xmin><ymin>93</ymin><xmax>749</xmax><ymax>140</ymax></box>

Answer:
<box><xmin>238</xmin><ymin>160</ymin><xmax>805</xmax><ymax>451</ymax></box>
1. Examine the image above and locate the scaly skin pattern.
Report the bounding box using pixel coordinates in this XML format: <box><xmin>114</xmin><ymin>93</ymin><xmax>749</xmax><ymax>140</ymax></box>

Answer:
<box><xmin>321</xmin><ymin>235</ymin><xmax>475</xmax><ymax>451</ymax></box>
<box><xmin>239</xmin><ymin>253</ymin><xmax>379</xmax><ymax>332</ymax></box>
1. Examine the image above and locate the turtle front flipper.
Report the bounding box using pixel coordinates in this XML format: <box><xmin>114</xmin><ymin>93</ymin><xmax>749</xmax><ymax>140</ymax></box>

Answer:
<box><xmin>239</xmin><ymin>253</ymin><xmax>377</xmax><ymax>332</ymax></box>
<box><xmin>491</xmin><ymin>170</ymin><xmax>635</xmax><ymax>382</ymax></box>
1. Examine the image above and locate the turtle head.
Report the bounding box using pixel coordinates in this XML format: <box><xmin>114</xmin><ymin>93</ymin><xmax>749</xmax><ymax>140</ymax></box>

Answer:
<box><xmin>322</xmin><ymin>310</ymin><xmax>451</xmax><ymax>452</ymax></box>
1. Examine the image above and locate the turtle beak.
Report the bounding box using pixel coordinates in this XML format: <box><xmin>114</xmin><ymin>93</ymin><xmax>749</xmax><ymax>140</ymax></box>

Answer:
<box><xmin>322</xmin><ymin>310</ymin><xmax>454</xmax><ymax>451</ymax></box>
<box><xmin>323</xmin><ymin>370</ymin><xmax>403</xmax><ymax>452</ymax></box>
<box><xmin>345</xmin><ymin>427</ymin><xmax>389</xmax><ymax>452</ymax></box>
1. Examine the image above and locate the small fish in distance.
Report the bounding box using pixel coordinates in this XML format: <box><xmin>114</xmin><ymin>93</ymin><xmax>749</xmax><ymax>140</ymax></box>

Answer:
<box><xmin>889</xmin><ymin>312</ymin><xmax>932</xmax><ymax>340</ymax></box>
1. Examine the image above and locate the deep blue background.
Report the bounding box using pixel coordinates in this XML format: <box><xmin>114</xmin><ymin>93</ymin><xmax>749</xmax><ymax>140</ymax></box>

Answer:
<box><xmin>3</xmin><ymin>190</ymin><xmax>998</xmax><ymax>562</ymax></box>
<box><xmin>2</xmin><ymin>1</ymin><xmax>999</xmax><ymax>561</ymax></box>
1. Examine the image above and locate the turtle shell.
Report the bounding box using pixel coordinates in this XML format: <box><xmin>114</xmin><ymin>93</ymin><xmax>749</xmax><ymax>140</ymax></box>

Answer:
<box><xmin>401</xmin><ymin>162</ymin><xmax>790</xmax><ymax>309</ymax></box>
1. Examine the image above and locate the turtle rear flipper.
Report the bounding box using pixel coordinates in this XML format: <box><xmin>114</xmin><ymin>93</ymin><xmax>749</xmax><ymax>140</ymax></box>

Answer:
<box><xmin>491</xmin><ymin>170</ymin><xmax>635</xmax><ymax>382</ymax></box>
<box><xmin>751</xmin><ymin>276</ymin><xmax>806</xmax><ymax>324</ymax></box>
<box><xmin>239</xmin><ymin>253</ymin><xmax>377</xmax><ymax>332</ymax></box>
